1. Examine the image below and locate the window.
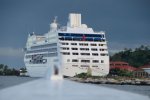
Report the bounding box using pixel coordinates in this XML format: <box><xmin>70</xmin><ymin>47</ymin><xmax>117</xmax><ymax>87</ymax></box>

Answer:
<box><xmin>99</xmin><ymin>44</ymin><xmax>105</xmax><ymax>46</ymax></box>
<box><xmin>80</xmin><ymin>53</ymin><xmax>90</xmax><ymax>55</ymax></box>
<box><xmin>72</xmin><ymin>65</ymin><xmax>78</xmax><ymax>67</ymax></box>
<box><xmin>81</xmin><ymin>65</ymin><xmax>89</xmax><ymax>67</ymax></box>
<box><xmin>61</xmin><ymin>47</ymin><xmax>69</xmax><ymax>50</ymax></box>
<box><xmin>81</xmin><ymin>60</ymin><xmax>90</xmax><ymax>63</ymax></box>
<box><xmin>73</xmin><ymin>37</ymin><xmax>82</xmax><ymax>41</ymax></box>
<box><xmin>71</xmin><ymin>43</ymin><xmax>77</xmax><ymax>45</ymax></box>
<box><xmin>101</xmin><ymin>60</ymin><xmax>104</xmax><ymax>63</ymax></box>
<box><xmin>100</xmin><ymin>53</ymin><xmax>108</xmax><ymax>56</ymax></box>
<box><xmin>72</xmin><ymin>53</ymin><xmax>79</xmax><ymax>55</ymax></box>
<box><xmin>31</xmin><ymin>43</ymin><xmax>57</xmax><ymax>49</ymax></box>
<box><xmin>58</xmin><ymin>33</ymin><xmax>102</xmax><ymax>37</ymax></box>
<box><xmin>65</xmin><ymin>37</ymin><xmax>72</xmax><ymax>40</ymax></box>
<box><xmin>93</xmin><ymin>60</ymin><xmax>99</xmax><ymax>63</ymax></box>
<box><xmin>80</xmin><ymin>48</ymin><xmax>89</xmax><ymax>51</ymax></box>
<box><xmin>92</xmin><ymin>66</ymin><xmax>98</xmax><ymax>67</ymax></box>
<box><xmin>92</xmin><ymin>53</ymin><xmax>98</xmax><ymax>56</ymax></box>
<box><xmin>99</xmin><ymin>49</ymin><xmax>102</xmax><ymax>51</ymax></box>
<box><xmin>58</xmin><ymin>33</ymin><xmax>104</xmax><ymax>42</ymax></box>
<box><xmin>72</xmin><ymin>48</ymin><xmax>78</xmax><ymax>50</ymax></box>
<box><xmin>28</xmin><ymin>53</ymin><xmax>53</xmax><ymax>58</ymax></box>
<box><xmin>79</xmin><ymin>43</ymin><xmax>88</xmax><ymax>46</ymax></box>
<box><xmin>90</xmin><ymin>43</ymin><xmax>97</xmax><ymax>46</ymax></box>
<box><xmin>72</xmin><ymin>59</ymin><xmax>78</xmax><ymax>62</ymax></box>
<box><xmin>61</xmin><ymin>43</ymin><xmax>69</xmax><ymax>45</ymax></box>
<box><xmin>99</xmin><ymin>49</ymin><xmax>107</xmax><ymax>51</ymax></box>
<box><xmin>91</xmin><ymin>48</ymin><xmax>97</xmax><ymax>51</ymax></box>
<box><xmin>62</xmin><ymin>52</ymin><xmax>70</xmax><ymax>55</ymax></box>
<box><xmin>26</xmin><ymin>48</ymin><xmax>57</xmax><ymax>54</ymax></box>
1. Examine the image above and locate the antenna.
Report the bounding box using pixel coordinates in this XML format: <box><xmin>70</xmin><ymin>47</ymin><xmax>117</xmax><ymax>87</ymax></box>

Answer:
<box><xmin>54</xmin><ymin>16</ymin><xmax>57</xmax><ymax>23</ymax></box>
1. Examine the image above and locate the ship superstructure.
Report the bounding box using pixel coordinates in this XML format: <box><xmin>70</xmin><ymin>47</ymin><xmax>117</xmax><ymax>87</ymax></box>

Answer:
<box><xmin>24</xmin><ymin>13</ymin><xmax>109</xmax><ymax>77</ymax></box>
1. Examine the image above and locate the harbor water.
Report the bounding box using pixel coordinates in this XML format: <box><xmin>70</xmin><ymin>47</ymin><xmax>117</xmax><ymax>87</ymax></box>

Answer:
<box><xmin>0</xmin><ymin>76</ymin><xmax>149</xmax><ymax>100</ymax></box>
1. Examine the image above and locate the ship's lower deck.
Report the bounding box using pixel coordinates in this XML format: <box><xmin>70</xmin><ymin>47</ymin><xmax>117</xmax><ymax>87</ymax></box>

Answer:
<box><xmin>24</xmin><ymin>55</ymin><xmax>109</xmax><ymax>77</ymax></box>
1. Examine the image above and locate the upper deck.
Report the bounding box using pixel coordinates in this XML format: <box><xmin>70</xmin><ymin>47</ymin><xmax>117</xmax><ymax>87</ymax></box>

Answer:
<box><xmin>25</xmin><ymin>13</ymin><xmax>108</xmax><ymax>50</ymax></box>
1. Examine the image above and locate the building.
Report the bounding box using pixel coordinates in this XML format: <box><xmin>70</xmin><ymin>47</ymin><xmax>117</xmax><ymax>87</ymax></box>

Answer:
<box><xmin>110</xmin><ymin>61</ymin><xmax>137</xmax><ymax>71</ymax></box>
<box><xmin>133</xmin><ymin>63</ymin><xmax>150</xmax><ymax>78</ymax></box>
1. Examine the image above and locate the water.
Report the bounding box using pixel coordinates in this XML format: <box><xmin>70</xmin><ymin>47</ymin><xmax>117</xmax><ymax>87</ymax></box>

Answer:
<box><xmin>0</xmin><ymin>76</ymin><xmax>38</xmax><ymax>90</ymax></box>
<box><xmin>100</xmin><ymin>84</ymin><xmax>150</xmax><ymax>97</ymax></box>
<box><xmin>0</xmin><ymin>76</ymin><xmax>149</xmax><ymax>100</ymax></box>
<box><xmin>0</xmin><ymin>76</ymin><xmax>149</xmax><ymax>97</ymax></box>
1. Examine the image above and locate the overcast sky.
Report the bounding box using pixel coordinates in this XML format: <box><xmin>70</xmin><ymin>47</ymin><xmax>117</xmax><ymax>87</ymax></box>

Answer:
<box><xmin>0</xmin><ymin>0</ymin><xmax>150</xmax><ymax>68</ymax></box>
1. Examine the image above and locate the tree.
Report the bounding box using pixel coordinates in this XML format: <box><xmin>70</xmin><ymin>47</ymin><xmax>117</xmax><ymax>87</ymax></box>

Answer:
<box><xmin>111</xmin><ymin>45</ymin><xmax>150</xmax><ymax>68</ymax></box>
<box><xmin>109</xmin><ymin>68</ymin><xmax>133</xmax><ymax>77</ymax></box>
<box><xmin>0</xmin><ymin>64</ymin><xmax>20</xmax><ymax>76</ymax></box>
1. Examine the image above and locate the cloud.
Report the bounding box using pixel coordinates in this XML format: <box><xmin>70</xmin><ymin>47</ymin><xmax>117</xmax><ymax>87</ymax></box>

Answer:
<box><xmin>0</xmin><ymin>47</ymin><xmax>24</xmax><ymax>57</ymax></box>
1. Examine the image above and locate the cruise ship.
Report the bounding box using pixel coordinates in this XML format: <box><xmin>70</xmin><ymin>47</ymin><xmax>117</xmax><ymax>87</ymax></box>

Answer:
<box><xmin>24</xmin><ymin>13</ymin><xmax>109</xmax><ymax>77</ymax></box>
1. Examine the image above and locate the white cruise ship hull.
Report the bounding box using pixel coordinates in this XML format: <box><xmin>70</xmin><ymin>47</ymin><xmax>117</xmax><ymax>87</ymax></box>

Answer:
<box><xmin>24</xmin><ymin>56</ymin><xmax>58</xmax><ymax>77</ymax></box>
<box><xmin>24</xmin><ymin>13</ymin><xmax>110</xmax><ymax>77</ymax></box>
<box><xmin>26</xmin><ymin>66</ymin><xmax>49</xmax><ymax>77</ymax></box>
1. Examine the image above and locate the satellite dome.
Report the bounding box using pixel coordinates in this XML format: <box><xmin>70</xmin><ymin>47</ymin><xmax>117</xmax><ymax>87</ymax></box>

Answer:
<box><xmin>50</xmin><ymin>22</ymin><xmax>57</xmax><ymax>29</ymax></box>
<box><xmin>50</xmin><ymin>16</ymin><xmax>58</xmax><ymax>31</ymax></box>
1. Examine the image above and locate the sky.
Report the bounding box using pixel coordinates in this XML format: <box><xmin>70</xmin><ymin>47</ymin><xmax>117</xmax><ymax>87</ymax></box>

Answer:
<box><xmin>0</xmin><ymin>0</ymin><xmax>150</xmax><ymax>68</ymax></box>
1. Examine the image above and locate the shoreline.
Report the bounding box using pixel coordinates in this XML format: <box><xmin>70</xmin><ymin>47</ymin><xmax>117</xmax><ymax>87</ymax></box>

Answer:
<box><xmin>69</xmin><ymin>77</ymin><xmax>150</xmax><ymax>97</ymax></box>
<box><xmin>69</xmin><ymin>77</ymin><xmax>150</xmax><ymax>85</ymax></box>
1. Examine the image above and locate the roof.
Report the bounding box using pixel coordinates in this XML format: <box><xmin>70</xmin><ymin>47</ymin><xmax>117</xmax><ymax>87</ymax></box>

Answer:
<box><xmin>110</xmin><ymin>61</ymin><xmax>137</xmax><ymax>71</ymax></box>
<box><xmin>110</xmin><ymin>66</ymin><xmax>137</xmax><ymax>71</ymax></box>
<box><xmin>139</xmin><ymin>63</ymin><xmax>150</xmax><ymax>69</ymax></box>
<box><xmin>110</xmin><ymin>61</ymin><xmax>128</xmax><ymax>65</ymax></box>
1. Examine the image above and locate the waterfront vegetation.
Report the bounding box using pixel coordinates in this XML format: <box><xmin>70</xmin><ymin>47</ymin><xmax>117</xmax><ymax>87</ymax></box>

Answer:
<box><xmin>109</xmin><ymin>69</ymin><xmax>133</xmax><ymax>77</ymax></box>
<box><xmin>75</xmin><ymin>66</ymin><xmax>134</xmax><ymax>79</ymax></box>
<box><xmin>73</xmin><ymin>72</ymin><xmax>150</xmax><ymax>85</ymax></box>
<box><xmin>0</xmin><ymin>64</ymin><xmax>26</xmax><ymax>76</ymax></box>
<box><xmin>74</xmin><ymin>70</ymin><xmax>133</xmax><ymax>79</ymax></box>
<box><xmin>110</xmin><ymin>45</ymin><xmax>150</xmax><ymax>68</ymax></box>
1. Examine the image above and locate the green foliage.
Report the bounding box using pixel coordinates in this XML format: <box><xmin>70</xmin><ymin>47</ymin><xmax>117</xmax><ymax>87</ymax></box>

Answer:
<box><xmin>109</xmin><ymin>68</ymin><xmax>133</xmax><ymax>77</ymax></box>
<box><xmin>75</xmin><ymin>73</ymin><xmax>88</xmax><ymax>78</ymax></box>
<box><xmin>0</xmin><ymin>64</ymin><xmax>19</xmax><ymax>76</ymax></box>
<box><xmin>110</xmin><ymin>45</ymin><xmax>150</xmax><ymax>68</ymax></box>
<box><xmin>75</xmin><ymin>72</ymin><xmax>103</xmax><ymax>79</ymax></box>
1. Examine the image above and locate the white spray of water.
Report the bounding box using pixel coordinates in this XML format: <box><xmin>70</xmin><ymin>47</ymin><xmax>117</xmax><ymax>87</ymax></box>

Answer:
<box><xmin>45</xmin><ymin>62</ymin><xmax>63</xmax><ymax>80</ymax></box>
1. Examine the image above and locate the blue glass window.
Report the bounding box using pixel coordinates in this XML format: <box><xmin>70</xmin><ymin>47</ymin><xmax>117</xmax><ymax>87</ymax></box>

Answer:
<box><xmin>58</xmin><ymin>33</ymin><xmax>104</xmax><ymax>42</ymax></box>
<box><xmin>58</xmin><ymin>33</ymin><xmax>102</xmax><ymax>37</ymax></box>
